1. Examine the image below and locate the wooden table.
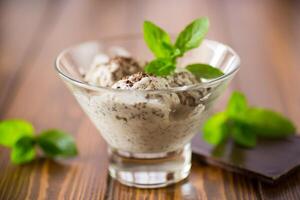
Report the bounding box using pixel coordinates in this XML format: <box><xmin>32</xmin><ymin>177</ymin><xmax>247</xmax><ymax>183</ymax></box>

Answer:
<box><xmin>0</xmin><ymin>0</ymin><xmax>300</xmax><ymax>199</ymax></box>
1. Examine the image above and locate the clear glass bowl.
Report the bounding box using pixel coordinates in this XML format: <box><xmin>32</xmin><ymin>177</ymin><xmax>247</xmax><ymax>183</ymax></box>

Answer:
<box><xmin>55</xmin><ymin>36</ymin><xmax>240</xmax><ymax>188</ymax></box>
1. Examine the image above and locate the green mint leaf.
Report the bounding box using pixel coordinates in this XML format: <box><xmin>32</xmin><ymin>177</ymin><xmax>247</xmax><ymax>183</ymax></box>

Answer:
<box><xmin>145</xmin><ymin>58</ymin><xmax>175</xmax><ymax>76</ymax></box>
<box><xmin>186</xmin><ymin>63</ymin><xmax>224</xmax><ymax>79</ymax></box>
<box><xmin>203</xmin><ymin>112</ymin><xmax>229</xmax><ymax>145</ymax></box>
<box><xmin>143</xmin><ymin>21</ymin><xmax>174</xmax><ymax>58</ymax></box>
<box><xmin>175</xmin><ymin>17</ymin><xmax>209</xmax><ymax>54</ymax></box>
<box><xmin>37</xmin><ymin>130</ymin><xmax>78</xmax><ymax>158</ymax></box>
<box><xmin>227</xmin><ymin>91</ymin><xmax>248</xmax><ymax>118</ymax></box>
<box><xmin>229</xmin><ymin>122</ymin><xmax>256</xmax><ymax>148</ymax></box>
<box><xmin>242</xmin><ymin>108</ymin><xmax>296</xmax><ymax>138</ymax></box>
<box><xmin>11</xmin><ymin>136</ymin><xmax>36</xmax><ymax>164</ymax></box>
<box><xmin>0</xmin><ymin>120</ymin><xmax>34</xmax><ymax>147</ymax></box>
<box><xmin>157</xmin><ymin>64</ymin><xmax>176</xmax><ymax>76</ymax></box>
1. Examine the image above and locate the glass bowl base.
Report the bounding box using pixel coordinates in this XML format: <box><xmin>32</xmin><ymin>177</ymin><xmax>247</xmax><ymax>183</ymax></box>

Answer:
<box><xmin>108</xmin><ymin>144</ymin><xmax>192</xmax><ymax>189</ymax></box>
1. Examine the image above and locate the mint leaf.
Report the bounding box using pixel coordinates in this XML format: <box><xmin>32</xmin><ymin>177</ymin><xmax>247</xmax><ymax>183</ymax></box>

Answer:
<box><xmin>11</xmin><ymin>136</ymin><xmax>36</xmax><ymax>164</ymax></box>
<box><xmin>37</xmin><ymin>130</ymin><xmax>78</xmax><ymax>158</ymax></box>
<box><xmin>227</xmin><ymin>91</ymin><xmax>248</xmax><ymax>118</ymax></box>
<box><xmin>145</xmin><ymin>58</ymin><xmax>175</xmax><ymax>76</ymax></box>
<box><xmin>175</xmin><ymin>17</ymin><xmax>209</xmax><ymax>53</ymax></box>
<box><xmin>157</xmin><ymin>64</ymin><xmax>176</xmax><ymax>76</ymax></box>
<box><xmin>0</xmin><ymin>120</ymin><xmax>34</xmax><ymax>147</ymax></box>
<box><xmin>203</xmin><ymin>112</ymin><xmax>229</xmax><ymax>145</ymax></box>
<box><xmin>241</xmin><ymin>108</ymin><xmax>296</xmax><ymax>138</ymax></box>
<box><xmin>229</xmin><ymin>122</ymin><xmax>256</xmax><ymax>148</ymax></box>
<box><xmin>143</xmin><ymin>21</ymin><xmax>174</xmax><ymax>58</ymax></box>
<box><xmin>186</xmin><ymin>63</ymin><xmax>224</xmax><ymax>79</ymax></box>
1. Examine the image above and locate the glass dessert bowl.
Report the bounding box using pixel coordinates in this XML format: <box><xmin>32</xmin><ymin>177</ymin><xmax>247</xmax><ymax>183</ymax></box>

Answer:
<box><xmin>55</xmin><ymin>36</ymin><xmax>240</xmax><ymax>188</ymax></box>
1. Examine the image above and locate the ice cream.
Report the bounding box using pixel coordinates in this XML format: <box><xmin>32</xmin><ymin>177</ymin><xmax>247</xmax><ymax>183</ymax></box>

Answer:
<box><xmin>166</xmin><ymin>71</ymin><xmax>209</xmax><ymax>106</ymax></box>
<box><xmin>75</xmin><ymin>54</ymin><xmax>210</xmax><ymax>153</ymax></box>
<box><xmin>84</xmin><ymin>56</ymin><xmax>142</xmax><ymax>87</ymax></box>
<box><xmin>112</xmin><ymin>72</ymin><xmax>170</xmax><ymax>90</ymax></box>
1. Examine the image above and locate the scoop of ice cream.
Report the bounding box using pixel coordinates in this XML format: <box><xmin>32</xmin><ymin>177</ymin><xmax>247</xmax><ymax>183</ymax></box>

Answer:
<box><xmin>84</xmin><ymin>56</ymin><xmax>142</xmax><ymax>87</ymax></box>
<box><xmin>112</xmin><ymin>72</ymin><xmax>169</xmax><ymax>90</ymax></box>
<box><xmin>166</xmin><ymin>71</ymin><xmax>209</xmax><ymax>106</ymax></box>
<box><xmin>76</xmin><ymin>71</ymin><xmax>207</xmax><ymax>153</ymax></box>
<box><xmin>112</xmin><ymin>72</ymin><xmax>180</xmax><ymax>108</ymax></box>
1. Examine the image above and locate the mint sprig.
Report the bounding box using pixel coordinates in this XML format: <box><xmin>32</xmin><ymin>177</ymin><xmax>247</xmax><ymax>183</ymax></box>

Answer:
<box><xmin>0</xmin><ymin>119</ymin><xmax>78</xmax><ymax>164</ymax></box>
<box><xmin>203</xmin><ymin>91</ymin><xmax>296</xmax><ymax>148</ymax></box>
<box><xmin>143</xmin><ymin>17</ymin><xmax>223</xmax><ymax>78</ymax></box>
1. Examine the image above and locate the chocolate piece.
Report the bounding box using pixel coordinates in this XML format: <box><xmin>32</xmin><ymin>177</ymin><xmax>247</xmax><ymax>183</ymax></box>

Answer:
<box><xmin>192</xmin><ymin>134</ymin><xmax>300</xmax><ymax>183</ymax></box>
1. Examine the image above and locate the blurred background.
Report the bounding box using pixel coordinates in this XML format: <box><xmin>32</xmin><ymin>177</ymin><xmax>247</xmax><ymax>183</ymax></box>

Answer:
<box><xmin>0</xmin><ymin>0</ymin><xmax>299</xmax><ymax>131</ymax></box>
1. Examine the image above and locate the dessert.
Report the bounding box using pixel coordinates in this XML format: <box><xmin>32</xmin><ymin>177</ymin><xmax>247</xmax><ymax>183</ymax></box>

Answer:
<box><xmin>73</xmin><ymin>17</ymin><xmax>226</xmax><ymax>155</ymax></box>
<box><xmin>77</xmin><ymin>15</ymin><xmax>219</xmax><ymax>153</ymax></box>
<box><xmin>77</xmin><ymin>55</ymin><xmax>210</xmax><ymax>153</ymax></box>
<box><xmin>166</xmin><ymin>71</ymin><xmax>209</xmax><ymax>106</ymax></box>
<box><xmin>84</xmin><ymin>55</ymin><xmax>142</xmax><ymax>87</ymax></box>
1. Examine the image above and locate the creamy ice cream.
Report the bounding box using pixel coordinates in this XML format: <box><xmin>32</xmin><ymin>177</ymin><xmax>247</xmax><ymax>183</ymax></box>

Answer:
<box><xmin>84</xmin><ymin>56</ymin><xmax>142</xmax><ymax>87</ymax></box>
<box><xmin>166</xmin><ymin>71</ymin><xmax>209</xmax><ymax>106</ymax></box>
<box><xmin>75</xmin><ymin>54</ymin><xmax>210</xmax><ymax>153</ymax></box>
<box><xmin>112</xmin><ymin>72</ymin><xmax>169</xmax><ymax>90</ymax></box>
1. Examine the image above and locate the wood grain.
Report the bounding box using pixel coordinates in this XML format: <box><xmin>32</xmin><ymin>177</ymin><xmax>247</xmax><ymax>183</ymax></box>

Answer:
<box><xmin>0</xmin><ymin>0</ymin><xmax>300</xmax><ymax>199</ymax></box>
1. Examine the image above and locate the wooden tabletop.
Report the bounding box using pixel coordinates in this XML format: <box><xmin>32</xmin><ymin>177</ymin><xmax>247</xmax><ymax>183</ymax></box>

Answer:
<box><xmin>0</xmin><ymin>0</ymin><xmax>300</xmax><ymax>199</ymax></box>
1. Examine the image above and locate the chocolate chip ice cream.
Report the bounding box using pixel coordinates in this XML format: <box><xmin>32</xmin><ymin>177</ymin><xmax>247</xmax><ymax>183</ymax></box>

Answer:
<box><xmin>75</xmin><ymin>54</ymin><xmax>210</xmax><ymax>153</ymax></box>
<box><xmin>166</xmin><ymin>71</ymin><xmax>209</xmax><ymax>106</ymax></box>
<box><xmin>84</xmin><ymin>56</ymin><xmax>142</xmax><ymax>87</ymax></box>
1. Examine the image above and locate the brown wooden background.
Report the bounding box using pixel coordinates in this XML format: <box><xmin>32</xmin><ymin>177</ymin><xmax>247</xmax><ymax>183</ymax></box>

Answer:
<box><xmin>0</xmin><ymin>0</ymin><xmax>300</xmax><ymax>199</ymax></box>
